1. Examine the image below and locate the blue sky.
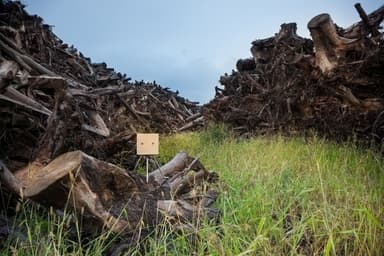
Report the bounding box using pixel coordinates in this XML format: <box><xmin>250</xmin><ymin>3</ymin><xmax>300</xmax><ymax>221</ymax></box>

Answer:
<box><xmin>23</xmin><ymin>0</ymin><xmax>382</xmax><ymax>104</ymax></box>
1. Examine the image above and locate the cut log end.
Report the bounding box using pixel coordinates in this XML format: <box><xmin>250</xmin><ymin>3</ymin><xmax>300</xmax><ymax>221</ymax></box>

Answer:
<box><xmin>308</xmin><ymin>13</ymin><xmax>331</xmax><ymax>29</ymax></box>
<box><xmin>308</xmin><ymin>14</ymin><xmax>342</xmax><ymax>73</ymax></box>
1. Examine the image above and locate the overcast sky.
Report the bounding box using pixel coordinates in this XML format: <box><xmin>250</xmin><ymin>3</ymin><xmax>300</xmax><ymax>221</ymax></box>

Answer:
<box><xmin>23</xmin><ymin>0</ymin><xmax>382</xmax><ymax>104</ymax></box>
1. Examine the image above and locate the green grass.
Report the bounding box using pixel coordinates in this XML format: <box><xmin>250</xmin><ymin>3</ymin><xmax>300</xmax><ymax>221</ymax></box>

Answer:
<box><xmin>1</xmin><ymin>125</ymin><xmax>383</xmax><ymax>255</ymax></box>
<box><xmin>157</xmin><ymin>126</ymin><xmax>384</xmax><ymax>255</ymax></box>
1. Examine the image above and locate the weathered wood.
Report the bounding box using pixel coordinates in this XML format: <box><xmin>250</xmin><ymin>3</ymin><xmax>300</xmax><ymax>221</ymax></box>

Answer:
<box><xmin>157</xmin><ymin>200</ymin><xmax>197</xmax><ymax>222</ymax></box>
<box><xmin>169</xmin><ymin>169</ymin><xmax>207</xmax><ymax>195</ymax></box>
<box><xmin>0</xmin><ymin>36</ymin><xmax>32</xmax><ymax>72</ymax></box>
<box><xmin>0</xmin><ymin>2</ymin><xmax>213</xmax><ymax>247</ymax></box>
<box><xmin>116</xmin><ymin>93</ymin><xmax>144</xmax><ymax>121</ymax></box>
<box><xmin>26</xmin><ymin>75</ymin><xmax>66</xmax><ymax>90</ymax></box>
<box><xmin>206</xmin><ymin>3</ymin><xmax>384</xmax><ymax>146</ymax></box>
<box><xmin>178</xmin><ymin>116</ymin><xmax>205</xmax><ymax>131</ymax></box>
<box><xmin>308</xmin><ymin>14</ymin><xmax>357</xmax><ymax>73</ymax></box>
<box><xmin>0</xmin><ymin>26</ymin><xmax>22</xmax><ymax>49</ymax></box>
<box><xmin>343</xmin><ymin>4</ymin><xmax>384</xmax><ymax>38</ymax></box>
<box><xmin>185</xmin><ymin>112</ymin><xmax>202</xmax><ymax>122</ymax></box>
<box><xmin>0</xmin><ymin>33</ymin><xmax>56</xmax><ymax>76</ymax></box>
<box><xmin>157</xmin><ymin>199</ymin><xmax>220</xmax><ymax>224</ymax></box>
<box><xmin>0</xmin><ymin>60</ymin><xmax>18</xmax><ymax>79</ymax></box>
<box><xmin>81</xmin><ymin>110</ymin><xmax>110</xmax><ymax>137</ymax></box>
<box><xmin>34</xmin><ymin>89</ymin><xmax>70</xmax><ymax>163</ymax></box>
<box><xmin>0</xmin><ymin>60</ymin><xmax>19</xmax><ymax>89</ymax></box>
<box><xmin>2</xmin><ymin>150</ymin><xmax>218</xmax><ymax>235</ymax></box>
<box><xmin>0</xmin><ymin>160</ymin><xmax>23</xmax><ymax>195</ymax></box>
<box><xmin>0</xmin><ymin>86</ymin><xmax>52</xmax><ymax>115</ymax></box>
<box><xmin>13</xmin><ymin>151</ymin><xmax>137</xmax><ymax>232</ymax></box>
<box><xmin>149</xmin><ymin>152</ymin><xmax>189</xmax><ymax>184</ymax></box>
<box><xmin>354</xmin><ymin>3</ymin><xmax>380</xmax><ymax>36</ymax></box>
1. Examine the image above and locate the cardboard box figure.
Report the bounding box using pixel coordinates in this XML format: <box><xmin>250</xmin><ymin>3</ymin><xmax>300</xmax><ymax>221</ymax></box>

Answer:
<box><xmin>136</xmin><ymin>133</ymin><xmax>159</xmax><ymax>156</ymax></box>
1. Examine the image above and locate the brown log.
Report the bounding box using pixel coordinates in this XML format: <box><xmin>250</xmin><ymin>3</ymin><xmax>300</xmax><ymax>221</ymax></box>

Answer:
<box><xmin>0</xmin><ymin>36</ymin><xmax>32</xmax><ymax>73</ymax></box>
<box><xmin>13</xmin><ymin>151</ymin><xmax>143</xmax><ymax>232</ymax></box>
<box><xmin>26</xmin><ymin>75</ymin><xmax>66</xmax><ymax>90</ymax></box>
<box><xmin>149</xmin><ymin>152</ymin><xmax>189</xmax><ymax>184</ymax></box>
<box><xmin>169</xmin><ymin>169</ymin><xmax>207</xmax><ymax>195</ymax></box>
<box><xmin>35</xmin><ymin>89</ymin><xmax>70</xmax><ymax>162</ymax></box>
<box><xmin>0</xmin><ymin>86</ymin><xmax>52</xmax><ymax>116</ymax></box>
<box><xmin>81</xmin><ymin>110</ymin><xmax>110</xmax><ymax>137</ymax></box>
<box><xmin>354</xmin><ymin>3</ymin><xmax>380</xmax><ymax>36</ymax></box>
<box><xmin>157</xmin><ymin>200</ymin><xmax>198</xmax><ymax>223</ymax></box>
<box><xmin>130</xmin><ymin>104</ymin><xmax>151</xmax><ymax>116</ymax></box>
<box><xmin>343</xmin><ymin>4</ymin><xmax>384</xmax><ymax>38</ymax></box>
<box><xmin>148</xmin><ymin>93</ymin><xmax>190</xmax><ymax>118</ymax></box>
<box><xmin>0</xmin><ymin>26</ymin><xmax>22</xmax><ymax>49</ymax></box>
<box><xmin>0</xmin><ymin>33</ymin><xmax>56</xmax><ymax>76</ymax></box>
<box><xmin>157</xmin><ymin>199</ymin><xmax>220</xmax><ymax>224</ymax></box>
<box><xmin>177</xmin><ymin>116</ymin><xmax>205</xmax><ymax>132</ymax></box>
<box><xmin>0</xmin><ymin>160</ymin><xmax>23</xmax><ymax>195</ymax></box>
<box><xmin>185</xmin><ymin>112</ymin><xmax>202</xmax><ymax>122</ymax></box>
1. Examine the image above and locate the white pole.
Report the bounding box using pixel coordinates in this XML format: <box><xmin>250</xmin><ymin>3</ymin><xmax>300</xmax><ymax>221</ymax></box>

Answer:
<box><xmin>146</xmin><ymin>157</ymin><xmax>149</xmax><ymax>183</ymax></box>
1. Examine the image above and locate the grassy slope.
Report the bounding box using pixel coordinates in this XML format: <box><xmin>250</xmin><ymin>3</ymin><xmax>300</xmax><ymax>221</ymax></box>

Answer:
<box><xmin>2</xmin><ymin>127</ymin><xmax>383</xmax><ymax>255</ymax></box>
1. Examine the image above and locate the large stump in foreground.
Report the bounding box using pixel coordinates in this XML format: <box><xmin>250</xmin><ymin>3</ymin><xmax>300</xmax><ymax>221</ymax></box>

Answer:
<box><xmin>1</xmin><ymin>151</ymin><xmax>219</xmax><ymax>234</ymax></box>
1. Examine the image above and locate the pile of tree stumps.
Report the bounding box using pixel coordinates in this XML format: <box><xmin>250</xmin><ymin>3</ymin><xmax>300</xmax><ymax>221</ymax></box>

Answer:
<box><xmin>205</xmin><ymin>3</ymin><xmax>384</xmax><ymax>145</ymax></box>
<box><xmin>0</xmin><ymin>1</ymin><xmax>205</xmax><ymax>172</ymax></box>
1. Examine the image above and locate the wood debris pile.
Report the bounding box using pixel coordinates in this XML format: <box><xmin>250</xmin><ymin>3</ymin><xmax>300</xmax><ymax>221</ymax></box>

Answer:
<box><xmin>0</xmin><ymin>1</ymin><xmax>204</xmax><ymax>172</ymax></box>
<box><xmin>205</xmin><ymin>3</ymin><xmax>384</xmax><ymax>144</ymax></box>
<box><xmin>0</xmin><ymin>1</ymin><xmax>215</xmax><ymax>250</ymax></box>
